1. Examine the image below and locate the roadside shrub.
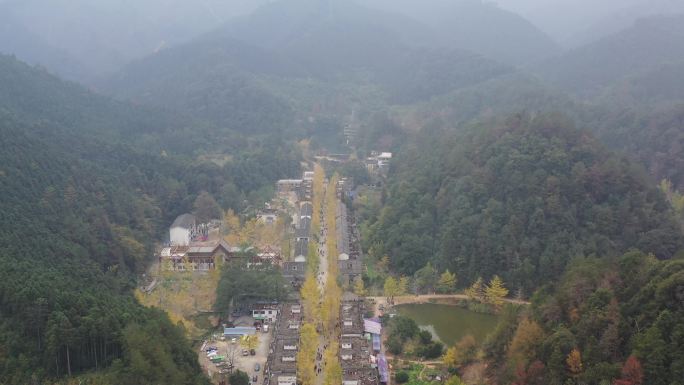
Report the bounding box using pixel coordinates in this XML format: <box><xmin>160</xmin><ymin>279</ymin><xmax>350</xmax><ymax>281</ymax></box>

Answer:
<box><xmin>395</xmin><ymin>371</ymin><xmax>409</xmax><ymax>383</ymax></box>
<box><xmin>387</xmin><ymin>335</ymin><xmax>404</xmax><ymax>355</ymax></box>
<box><xmin>417</xmin><ymin>341</ymin><xmax>444</xmax><ymax>359</ymax></box>
<box><xmin>229</xmin><ymin>370</ymin><xmax>249</xmax><ymax>385</ymax></box>
<box><xmin>419</xmin><ymin>330</ymin><xmax>433</xmax><ymax>344</ymax></box>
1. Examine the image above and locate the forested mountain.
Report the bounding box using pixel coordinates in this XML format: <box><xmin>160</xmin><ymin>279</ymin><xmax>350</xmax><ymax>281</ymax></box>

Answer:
<box><xmin>0</xmin><ymin>54</ymin><xmax>299</xmax><ymax>384</ymax></box>
<box><xmin>534</xmin><ymin>14</ymin><xmax>684</xmax><ymax>98</ymax></box>
<box><xmin>102</xmin><ymin>37</ymin><xmax>298</xmax><ymax>136</ymax></box>
<box><xmin>484</xmin><ymin>251</ymin><xmax>684</xmax><ymax>385</ymax></box>
<box><xmin>365</xmin><ymin>113</ymin><xmax>683</xmax><ymax>293</ymax></box>
<box><xmin>0</xmin><ymin>114</ymin><xmax>208</xmax><ymax>385</ymax></box>
<box><xmin>102</xmin><ymin>0</ymin><xmax>518</xmax><ymax>135</ymax></box>
<box><xmin>591</xmin><ymin>104</ymin><xmax>684</xmax><ymax>190</ymax></box>
<box><xmin>395</xmin><ymin>72</ymin><xmax>582</xmax><ymax>130</ymax></box>
<box><xmin>598</xmin><ymin>62</ymin><xmax>684</xmax><ymax>108</ymax></box>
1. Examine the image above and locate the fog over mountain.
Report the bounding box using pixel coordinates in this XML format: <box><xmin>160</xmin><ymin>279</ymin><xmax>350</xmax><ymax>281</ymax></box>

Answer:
<box><xmin>493</xmin><ymin>0</ymin><xmax>684</xmax><ymax>46</ymax></box>
<box><xmin>0</xmin><ymin>0</ymin><xmax>271</xmax><ymax>79</ymax></box>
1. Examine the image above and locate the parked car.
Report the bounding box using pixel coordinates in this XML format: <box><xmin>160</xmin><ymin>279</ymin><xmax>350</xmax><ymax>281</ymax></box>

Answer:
<box><xmin>250</xmin><ymin>349</ymin><xmax>256</xmax><ymax>356</ymax></box>
<box><xmin>252</xmin><ymin>376</ymin><xmax>258</xmax><ymax>382</ymax></box>
<box><xmin>231</xmin><ymin>338</ymin><xmax>237</xmax><ymax>344</ymax></box>
<box><xmin>254</xmin><ymin>363</ymin><xmax>261</xmax><ymax>372</ymax></box>
<box><xmin>205</xmin><ymin>346</ymin><xmax>217</xmax><ymax>352</ymax></box>
<box><xmin>242</xmin><ymin>349</ymin><xmax>249</xmax><ymax>356</ymax></box>
<box><xmin>262</xmin><ymin>324</ymin><xmax>269</xmax><ymax>333</ymax></box>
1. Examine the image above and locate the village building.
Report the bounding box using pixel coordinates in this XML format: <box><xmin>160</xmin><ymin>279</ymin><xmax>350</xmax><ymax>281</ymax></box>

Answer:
<box><xmin>277</xmin><ymin>179</ymin><xmax>303</xmax><ymax>194</ymax></box>
<box><xmin>251</xmin><ymin>302</ymin><xmax>279</xmax><ymax>323</ymax></box>
<box><xmin>223</xmin><ymin>327</ymin><xmax>257</xmax><ymax>338</ymax></box>
<box><xmin>160</xmin><ymin>239</ymin><xmax>234</xmax><ymax>271</ymax></box>
<box><xmin>283</xmin><ymin>256</ymin><xmax>306</xmax><ymax>288</ymax></box>
<box><xmin>299</xmin><ymin>201</ymin><xmax>313</xmax><ymax>219</ymax></box>
<box><xmin>257</xmin><ymin>208</ymin><xmax>278</xmax><ymax>224</ymax></box>
<box><xmin>169</xmin><ymin>213</ymin><xmax>196</xmax><ymax>246</ymax></box>
<box><xmin>365</xmin><ymin>151</ymin><xmax>392</xmax><ymax>176</ymax></box>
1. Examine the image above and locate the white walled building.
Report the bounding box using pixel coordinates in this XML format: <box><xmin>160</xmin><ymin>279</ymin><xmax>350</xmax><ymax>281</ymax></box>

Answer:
<box><xmin>169</xmin><ymin>213</ymin><xmax>196</xmax><ymax>246</ymax></box>
<box><xmin>252</xmin><ymin>303</ymin><xmax>279</xmax><ymax>323</ymax></box>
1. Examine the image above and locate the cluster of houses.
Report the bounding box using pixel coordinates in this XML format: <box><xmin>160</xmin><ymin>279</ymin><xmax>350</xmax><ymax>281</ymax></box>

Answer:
<box><xmin>258</xmin><ymin>299</ymin><xmax>386</xmax><ymax>385</ymax></box>
<box><xmin>281</xmin><ymin>201</ymin><xmax>312</xmax><ymax>288</ymax></box>
<box><xmin>340</xmin><ymin>299</ymin><xmax>387</xmax><ymax>385</ymax></box>
<box><xmin>337</xmin><ymin>196</ymin><xmax>364</xmax><ymax>286</ymax></box>
<box><xmin>263</xmin><ymin>303</ymin><xmax>302</xmax><ymax>385</ymax></box>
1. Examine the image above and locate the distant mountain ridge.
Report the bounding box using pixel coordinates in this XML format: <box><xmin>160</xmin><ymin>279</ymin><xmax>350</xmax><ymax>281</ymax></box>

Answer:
<box><xmin>362</xmin><ymin>0</ymin><xmax>560</xmax><ymax>65</ymax></box>
<box><xmin>102</xmin><ymin>0</ymin><xmax>521</xmax><ymax>129</ymax></box>
<box><xmin>0</xmin><ymin>0</ymin><xmax>271</xmax><ymax>81</ymax></box>
<box><xmin>534</xmin><ymin>14</ymin><xmax>684</xmax><ymax>98</ymax></box>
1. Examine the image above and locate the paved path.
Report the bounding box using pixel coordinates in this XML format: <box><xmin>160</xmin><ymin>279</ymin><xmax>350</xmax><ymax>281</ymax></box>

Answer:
<box><xmin>314</xmin><ymin>182</ymin><xmax>330</xmax><ymax>385</ymax></box>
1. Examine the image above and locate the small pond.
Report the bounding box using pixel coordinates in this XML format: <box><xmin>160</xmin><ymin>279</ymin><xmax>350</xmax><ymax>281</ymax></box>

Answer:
<box><xmin>395</xmin><ymin>303</ymin><xmax>500</xmax><ymax>346</ymax></box>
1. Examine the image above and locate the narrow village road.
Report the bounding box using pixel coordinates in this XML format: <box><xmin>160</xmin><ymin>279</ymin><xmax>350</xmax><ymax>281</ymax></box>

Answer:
<box><xmin>314</xmin><ymin>183</ymin><xmax>330</xmax><ymax>385</ymax></box>
<box><xmin>317</xmin><ymin>222</ymin><xmax>328</xmax><ymax>291</ymax></box>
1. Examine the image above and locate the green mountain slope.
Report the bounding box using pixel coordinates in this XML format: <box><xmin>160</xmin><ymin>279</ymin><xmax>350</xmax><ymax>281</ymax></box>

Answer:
<box><xmin>0</xmin><ymin>57</ymin><xmax>205</xmax><ymax>384</ymax></box>
<box><xmin>365</xmin><ymin>113</ymin><xmax>683</xmax><ymax>292</ymax></box>
<box><xmin>591</xmin><ymin>104</ymin><xmax>684</xmax><ymax>190</ymax></box>
<box><xmin>598</xmin><ymin>62</ymin><xmax>684</xmax><ymax>108</ymax></box>
<box><xmin>102</xmin><ymin>0</ymin><xmax>516</xmax><ymax>133</ymax></box>
<box><xmin>484</xmin><ymin>251</ymin><xmax>684</xmax><ymax>385</ymax></box>
<box><xmin>0</xmin><ymin>54</ymin><xmax>299</xmax><ymax>384</ymax></box>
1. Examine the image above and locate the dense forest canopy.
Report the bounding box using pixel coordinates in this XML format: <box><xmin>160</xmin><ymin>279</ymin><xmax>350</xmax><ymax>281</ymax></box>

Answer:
<box><xmin>483</xmin><ymin>251</ymin><xmax>684</xmax><ymax>385</ymax></box>
<box><xmin>0</xmin><ymin>113</ymin><xmax>208</xmax><ymax>384</ymax></box>
<box><xmin>365</xmin><ymin>113</ymin><xmax>683</xmax><ymax>292</ymax></box>
<box><xmin>0</xmin><ymin>54</ymin><xmax>300</xmax><ymax>384</ymax></box>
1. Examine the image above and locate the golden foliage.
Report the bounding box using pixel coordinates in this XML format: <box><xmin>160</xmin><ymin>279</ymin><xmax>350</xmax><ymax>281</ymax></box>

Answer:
<box><xmin>300</xmin><ymin>272</ymin><xmax>320</xmax><ymax>322</ymax></box>
<box><xmin>566</xmin><ymin>348</ymin><xmax>583</xmax><ymax>376</ymax></box>
<box><xmin>485</xmin><ymin>275</ymin><xmax>509</xmax><ymax>307</ymax></box>
<box><xmin>323</xmin><ymin>342</ymin><xmax>342</xmax><ymax>385</ymax></box>
<box><xmin>353</xmin><ymin>276</ymin><xmax>367</xmax><ymax>296</ymax></box>
<box><xmin>507</xmin><ymin>318</ymin><xmax>545</xmax><ymax>364</ymax></box>
<box><xmin>135</xmin><ymin>269</ymin><xmax>219</xmax><ymax>338</ymax></box>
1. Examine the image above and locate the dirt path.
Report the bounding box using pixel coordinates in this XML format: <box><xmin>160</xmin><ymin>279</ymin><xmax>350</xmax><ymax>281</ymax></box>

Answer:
<box><xmin>369</xmin><ymin>294</ymin><xmax>529</xmax><ymax>316</ymax></box>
